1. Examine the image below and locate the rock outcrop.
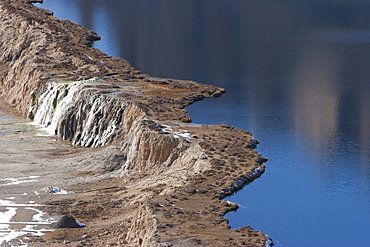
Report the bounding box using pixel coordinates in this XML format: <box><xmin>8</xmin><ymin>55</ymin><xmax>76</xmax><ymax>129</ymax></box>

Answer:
<box><xmin>0</xmin><ymin>1</ymin><xmax>269</xmax><ymax>246</ymax></box>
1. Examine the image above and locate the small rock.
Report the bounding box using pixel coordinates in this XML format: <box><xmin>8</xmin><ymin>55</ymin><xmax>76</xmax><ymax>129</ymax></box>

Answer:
<box><xmin>52</xmin><ymin>215</ymin><xmax>85</xmax><ymax>228</ymax></box>
<box><xmin>99</xmin><ymin>231</ymin><xmax>109</xmax><ymax>236</ymax></box>
<box><xmin>63</xmin><ymin>240</ymin><xmax>71</xmax><ymax>244</ymax></box>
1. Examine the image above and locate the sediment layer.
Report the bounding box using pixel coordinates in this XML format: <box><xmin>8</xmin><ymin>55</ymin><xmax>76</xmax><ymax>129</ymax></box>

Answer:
<box><xmin>0</xmin><ymin>0</ymin><xmax>269</xmax><ymax>246</ymax></box>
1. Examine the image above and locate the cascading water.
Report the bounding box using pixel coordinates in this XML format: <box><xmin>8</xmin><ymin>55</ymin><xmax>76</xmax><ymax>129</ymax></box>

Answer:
<box><xmin>32</xmin><ymin>76</ymin><xmax>128</xmax><ymax>148</ymax></box>
<box><xmin>33</xmin><ymin>78</ymin><xmax>98</xmax><ymax>135</ymax></box>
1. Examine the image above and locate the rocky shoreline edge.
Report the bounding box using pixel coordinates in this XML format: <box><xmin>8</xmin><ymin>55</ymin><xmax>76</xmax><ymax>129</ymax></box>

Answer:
<box><xmin>0</xmin><ymin>0</ymin><xmax>271</xmax><ymax>246</ymax></box>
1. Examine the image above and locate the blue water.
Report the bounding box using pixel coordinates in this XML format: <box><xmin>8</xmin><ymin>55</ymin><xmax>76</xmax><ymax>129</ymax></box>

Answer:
<box><xmin>35</xmin><ymin>1</ymin><xmax>370</xmax><ymax>246</ymax></box>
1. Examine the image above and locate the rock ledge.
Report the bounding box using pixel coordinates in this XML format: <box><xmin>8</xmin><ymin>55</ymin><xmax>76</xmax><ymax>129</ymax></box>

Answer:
<box><xmin>0</xmin><ymin>1</ymin><xmax>270</xmax><ymax>246</ymax></box>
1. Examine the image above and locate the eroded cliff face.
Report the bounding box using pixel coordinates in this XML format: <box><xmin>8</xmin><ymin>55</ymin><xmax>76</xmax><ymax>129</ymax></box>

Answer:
<box><xmin>0</xmin><ymin>1</ymin><xmax>269</xmax><ymax>246</ymax></box>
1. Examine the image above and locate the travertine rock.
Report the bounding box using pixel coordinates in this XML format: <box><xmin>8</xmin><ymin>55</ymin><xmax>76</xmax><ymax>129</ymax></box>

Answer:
<box><xmin>0</xmin><ymin>1</ymin><xmax>269</xmax><ymax>246</ymax></box>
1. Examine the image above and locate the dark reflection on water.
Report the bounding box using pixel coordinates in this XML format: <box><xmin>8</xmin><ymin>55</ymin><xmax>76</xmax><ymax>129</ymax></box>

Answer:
<box><xmin>36</xmin><ymin>1</ymin><xmax>370</xmax><ymax>246</ymax></box>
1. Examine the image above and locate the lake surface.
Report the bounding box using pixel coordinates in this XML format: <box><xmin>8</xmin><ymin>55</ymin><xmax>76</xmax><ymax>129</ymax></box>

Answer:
<box><xmin>35</xmin><ymin>1</ymin><xmax>370</xmax><ymax>246</ymax></box>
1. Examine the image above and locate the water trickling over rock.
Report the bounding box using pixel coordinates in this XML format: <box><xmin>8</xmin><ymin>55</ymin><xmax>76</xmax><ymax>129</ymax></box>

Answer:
<box><xmin>33</xmin><ymin>78</ymin><xmax>95</xmax><ymax>135</ymax></box>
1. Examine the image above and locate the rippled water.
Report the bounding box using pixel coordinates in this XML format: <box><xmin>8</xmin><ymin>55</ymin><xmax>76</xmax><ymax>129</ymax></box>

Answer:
<box><xmin>35</xmin><ymin>1</ymin><xmax>370</xmax><ymax>246</ymax></box>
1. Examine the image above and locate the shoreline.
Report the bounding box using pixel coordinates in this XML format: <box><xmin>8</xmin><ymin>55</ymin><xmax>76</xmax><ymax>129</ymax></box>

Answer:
<box><xmin>0</xmin><ymin>1</ymin><xmax>269</xmax><ymax>246</ymax></box>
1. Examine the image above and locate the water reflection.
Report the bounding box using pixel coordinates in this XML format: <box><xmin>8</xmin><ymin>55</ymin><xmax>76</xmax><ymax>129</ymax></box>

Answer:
<box><xmin>290</xmin><ymin>43</ymin><xmax>342</xmax><ymax>156</ymax></box>
<box><xmin>35</xmin><ymin>0</ymin><xmax>370</xmax><ymax>246</ymax></box>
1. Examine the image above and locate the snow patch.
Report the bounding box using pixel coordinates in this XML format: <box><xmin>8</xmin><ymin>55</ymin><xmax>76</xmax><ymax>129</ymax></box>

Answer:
<box><xmin>0</xmin><ymin>176</ymin><xmax>39</xmax><ymax>186</ymax></box>
<box><xmin>226</xmin><ymin>200</ymin><xmax>233</xmax><ymax>205</ymax></box>
<box><xmin>0</xmin><ymin>207</ymin><xmax>17</xmax><ymax>224</ymax></box>
<box><xmin>265</xmin><ymin>235</ymin><xmax>274</xmax><ymax>247</ymax></box>
<box><xmin>0</xmin><ymin>199</ymin><xmax>43</xmax><ymax>207</ymax></box>
<box><xmin>161</xmin><ymin>125</ymin><xmax>191</xmax><ymax>138</ymax></box>
<box><xmin>47</xmin><ymin>187</ymin><xmax>72</xmax><ymax>195</ymax></box>
<box><xmin>0</xmin><ymin>197</ymin><xmax>55</xmax><ymax>246</ymax></box>
<box><xmin>75</xmin><ymin>219</ymin><xmax>86</xmax><ymax>227</ymax></box>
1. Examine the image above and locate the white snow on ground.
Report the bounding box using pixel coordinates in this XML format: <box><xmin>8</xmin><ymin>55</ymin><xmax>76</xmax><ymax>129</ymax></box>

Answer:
<box><xmin>0</xmin><ymin>176</ymin><xmax>40</xmax><ymax>186</ymax></box>
<box><xmin>0</xmin><ymin>197</ymin><xmax>56</xmax><ymax>246</ymax></box>
<box><xmin>0</xmin><ymin>175</ymin><xmax>72</xmax><ymax>246</ymax></box>
<box><xmin>265</xmin><ymin>235</ymin><xmax>274</xmax><ymax>247</ymax></box>
<box><xmin>0</xmin><ymin>200</ymin><xmax>43</xmax><ymax>207</ymax></box>
<box><xmin>161</xmin><ymin>125</ymin><xmax>191</xmax><ymax>138</ymax></box>
<box><xmin>26</xmin><ymin>208</ymin><xmax>54</xmax><ymax>224</ymax></box>
<box><xmin>75</xmin><ymin>219</ymin><xmax>86</xmax><ymax>227</ymax></box>
<box><xmin>48</xmin><ymin>187</ymin><xmax>72</xmax><ymax>194</ymax></box>
<box><xmin>0</xmin><ymin>207</ymin><xmax>17</xmax><ymax>224</ymax></box>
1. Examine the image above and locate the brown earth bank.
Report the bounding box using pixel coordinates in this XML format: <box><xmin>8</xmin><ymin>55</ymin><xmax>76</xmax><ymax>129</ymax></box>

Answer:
<box><xmin>0</xmin><ymin>0</ymin><xmax>271</xmax><ymax>246</ymax></box>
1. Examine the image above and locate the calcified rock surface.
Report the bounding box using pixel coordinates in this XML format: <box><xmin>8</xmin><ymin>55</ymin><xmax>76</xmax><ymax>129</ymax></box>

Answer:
<box><xmin>0</xmin><ymin>0</ymin><xmax>269</xmax><ymax>246</ymax></box>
